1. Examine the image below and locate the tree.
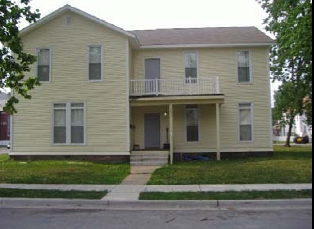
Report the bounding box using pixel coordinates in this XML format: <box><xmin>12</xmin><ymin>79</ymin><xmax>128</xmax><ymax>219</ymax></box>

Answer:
<box><xmin>0</xmin><ymin>0</ymin><xmax>40</xmax><ymax>114</ymax></box>
<box><xmin>257</xmin><ymin>0</ymin><xmax>312</xmax><ymax>125</ymax></box>
<box><xmin>273</xmin><ymin>81</ymin><xmax>307</xmax><ymax>147</ymax></box>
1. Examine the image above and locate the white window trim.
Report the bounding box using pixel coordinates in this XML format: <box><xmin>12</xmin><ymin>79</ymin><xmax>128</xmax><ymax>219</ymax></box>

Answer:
<box><xmin>236</xmin><ymin>50</ymin><xmax>252</xmax><ymax>84</ymax></box>
<box><xmin>238</xmin><ymin>102</ymin><xmax>254</xmax><ymax>142</ymax></box>
<box><xmin>36</xmin><ymin>47</ymin><xmax>51</xmax><ymax>82</ymax></box>
<box><xmin>185</xmin><ymin>105</ymin><xmax>201</xmax><ymax>143</ymax></box>
<box><xmin>51</xmin><ymin>102</ymin><xmax>86</xmax><ymax>146</ymax></box>
<box><xmin>184</xmin><ymin>51</ymin><xmax>199</xmax><ymax>84</ymax></box>
<box><xmin>87</xmin><ymin>45</ymin><xmax>103</xmax><ymax>82</ymax></box>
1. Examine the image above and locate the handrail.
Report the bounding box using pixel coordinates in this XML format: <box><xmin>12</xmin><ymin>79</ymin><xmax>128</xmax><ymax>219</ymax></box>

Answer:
<box><xmin>130</xmin><ymin>76</ymin><xmax>220</xmax><ymax>96</ymax></box>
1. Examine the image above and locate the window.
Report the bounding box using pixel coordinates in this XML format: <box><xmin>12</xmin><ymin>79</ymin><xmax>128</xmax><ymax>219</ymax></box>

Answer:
<box><xmin>239</xmin><ymin>103</ymin><xmax>253</xmax><ymax>141</ymax></box>
<box><xmin>71</xmin><ymin>103</ymin><xmax>84</xmax><ymax>143</ymax></box>
<box><xmin>53</xmin><ymin>103</ymin><xmax>85</xmax><ymax>144</ymax></box>
<box><xmin>185</xmin><ymin>52</ymin><xmax>198</xmax><ymax>83</ymax></box>
<box><xmin>88</xmin><ymin>46</ymin><xmax>102</xmax><ymax>81</ymax></box>
<box><xmin>237</xmin><ymin>51</ymin><xmax>251</xmax><ymax>83</ymax></box>
<box><xmin>53</xmin><ymin>104</ymin><xmax>66</xmax><ymax>144</ymax></box>
<box><xmin>37</xmin><ymin>48</ymin><xmax>50</xmax><ymax>81</ymax></box>
<box><xmin>186</xmin><ymin>105</ymin><xmax>199</xmax><ymax>142</ymax></box>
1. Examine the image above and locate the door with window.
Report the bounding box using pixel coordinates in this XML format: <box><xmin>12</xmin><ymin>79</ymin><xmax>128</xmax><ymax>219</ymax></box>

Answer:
<box><xmin>145</xmin><ymin>58</ymin><xmax>160</xmax><ymax>94</ymax></box>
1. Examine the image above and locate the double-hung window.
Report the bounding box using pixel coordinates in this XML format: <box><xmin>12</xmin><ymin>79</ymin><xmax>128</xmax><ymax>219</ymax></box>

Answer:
<box><xmin>184</xmin><ymin>52</ymin><xmax>198</xmax><ymax>83</ymax></box>
<box><xmin>53</xmin><ymin>103</ymin><xmax>85</xmax><ymax>144</ymax></box>
<box><xmin>186</xmin><ymin>105</ymin><xmax>199</xmax><ymax>142</ymax></box>
<box><xmin>88</xmin><ymin>46</ymin><xmax>102</xmax><ymax>81</ymax></box>
<box><xmin>238</xmin><ymin>103</ymin><xmax>253</xmax><ymax>141</ymax></box>
<box><xmin>53</xmin><ymin>104</ymin><xmax>66</xmax><ymax>144</ymax></box>
<box><xmin>37</xmin><ymin>48</ymin><xmax>51</xmax><ymax>81</ymax></box>
<box><xmin>237</xmin><ymin>51</ymin><xmax>251</xmax><ymax>83</ymax></box>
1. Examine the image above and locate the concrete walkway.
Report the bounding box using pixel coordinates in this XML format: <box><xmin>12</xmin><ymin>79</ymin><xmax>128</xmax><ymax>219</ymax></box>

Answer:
<box><xmin>102</xmin><ymin>166</ymin><xmax>160</xmax><ymax>201</ymax></box>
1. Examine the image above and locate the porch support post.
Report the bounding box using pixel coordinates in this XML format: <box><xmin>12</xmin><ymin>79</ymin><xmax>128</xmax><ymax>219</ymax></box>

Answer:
<box><xmin>216</xmin><ymin>102</ymin><xmax>221</xmax><ymax>160</ymax></box>
<box><xmin>169</xmin><ymin>104</ymin><xmax>174</xmax><ymax>164</ymax></box>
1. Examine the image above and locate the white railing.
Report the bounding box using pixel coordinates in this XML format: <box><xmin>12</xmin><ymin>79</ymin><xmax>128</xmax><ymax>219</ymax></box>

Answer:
<box><xmin>130</xmin><ymin>76</ymin><xmax>220</xmax><ymax>96</ymax></box>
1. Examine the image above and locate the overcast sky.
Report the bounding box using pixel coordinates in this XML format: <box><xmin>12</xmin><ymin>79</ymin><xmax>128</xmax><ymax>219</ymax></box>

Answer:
<box><xmin>27</xmin><ymin>0</ymin><xmax>269</xmax><ymax>31</ymax></box>
<box><xmin>23</xmin><ymin>0</ymin><xmax>279</xmax><ymax>105</ymax></box>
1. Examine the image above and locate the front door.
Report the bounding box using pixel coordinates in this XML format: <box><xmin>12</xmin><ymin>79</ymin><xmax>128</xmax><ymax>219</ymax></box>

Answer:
<box><xmin>144</xmin><ymin>113</ymin><xmax>160</xmax><ymax>148</ymax></box>
<box><xmin>145</xmin><ymin>58</ymin><xmax>160</xmax><ymax>94</ymax></box>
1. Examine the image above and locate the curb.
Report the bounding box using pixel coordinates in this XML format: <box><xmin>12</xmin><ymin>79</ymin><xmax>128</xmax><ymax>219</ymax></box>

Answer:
<box><xmin>0</xmin><ymin>198</ymin><xmax>312</xmax><ymax>210</ymax></box>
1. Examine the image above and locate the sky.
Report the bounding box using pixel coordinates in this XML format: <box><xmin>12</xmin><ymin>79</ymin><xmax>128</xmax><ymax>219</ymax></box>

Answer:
<box><xmin>23</xmin><ymin>0</ymin><xmax>279</xmax><ymax>105</ymax></box>
<box><xmin>27</xmin><ymin>0</ymin><xmax>268</xmax><ymax>31</ymax></box>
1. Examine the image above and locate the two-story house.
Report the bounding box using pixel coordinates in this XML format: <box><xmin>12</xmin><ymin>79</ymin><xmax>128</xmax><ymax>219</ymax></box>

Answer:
<box><xmin>10</xmin><ymin>5</ymin><xmax>275</xmax><ymax>165</ymax></box>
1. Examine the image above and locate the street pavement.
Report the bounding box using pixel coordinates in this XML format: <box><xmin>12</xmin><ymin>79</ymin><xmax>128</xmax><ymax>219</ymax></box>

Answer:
<box><xmin>0</xmin><ymin>205</ymin><xmax>312</xmax><ymax>229</ymax></box>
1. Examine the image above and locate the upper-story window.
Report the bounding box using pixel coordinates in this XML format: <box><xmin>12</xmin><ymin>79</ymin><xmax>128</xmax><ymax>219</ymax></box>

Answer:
<box><xmin>184</xmin><ymin>51</ymin><xmax>198</xmax><ymax>83</ymax></box>
<box><xmin>237</xmin><ymin>51</ymin><xmax>251</xmax><ymax>83</ymax></box>
<box><xmin>37</xmin><ymin>48</ymin><xmax>51</xmax><ymax>82</ymax></box>
<box><xmin>88</xmin><ymin>45</ymin><xmax>102</xmax><ymax>81</ymax></box>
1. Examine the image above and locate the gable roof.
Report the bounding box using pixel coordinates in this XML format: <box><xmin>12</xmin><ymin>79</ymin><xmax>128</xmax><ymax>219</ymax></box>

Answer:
<box><xmin>20</xmin><ymin>5</ymin><xmax>274</xmax><ymax>49</ymax></box>
<box><xmin>19</xmin><ymin>5</ymin><xmax>140</xmax><ymax>48</ymax></box>
<box><xmin>130</xmin><ymin>27</ymin><xmax>275</xmax><ymax>48</ymax></box>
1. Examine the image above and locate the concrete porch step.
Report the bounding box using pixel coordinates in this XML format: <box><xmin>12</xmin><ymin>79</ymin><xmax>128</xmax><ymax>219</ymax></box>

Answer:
<box><xmin>130</xmin><ymin>161</ymin><xmax>168</xmax><ymax>166</ymax></box>
<box><xmin>131</xmin><ymin>151</ymin><xmax>169</xmax><ymax>156</ymax></box>
<box><xmin>130</xmin><ymin>150</ymin><xmax>169</xmax><ymax>166</ymax></box>
<box><xmin>131</xmin><ymin>155</ymin><xmax>168</xmax><ymax>160</ymax></box>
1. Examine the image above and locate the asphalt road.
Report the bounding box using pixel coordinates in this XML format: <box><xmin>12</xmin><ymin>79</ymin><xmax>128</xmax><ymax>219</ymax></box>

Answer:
<box><xmin>0</xmin><ymin>207</ymin><xmax>312</xmax><ymax>229</ymax></box>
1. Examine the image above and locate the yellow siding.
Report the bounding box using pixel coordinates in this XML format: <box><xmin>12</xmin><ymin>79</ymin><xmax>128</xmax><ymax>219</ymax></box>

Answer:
<box><xmin>13</xmin><ymin>12</ymin><xmax>129</xmax><ymax>153</ymax></box>
<box><xmin>14</xmin><ymin>11</ymin><xmax>272</xmax><ymax>155</ymax></box>
<box><xmin>133</xmin><ymin>47</ymin><xmax>272</xmax><ymax>151</ymax></box>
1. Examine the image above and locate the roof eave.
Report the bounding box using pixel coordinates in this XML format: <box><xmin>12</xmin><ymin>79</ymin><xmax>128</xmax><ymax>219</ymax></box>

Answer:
<box><xmin>139</xmin><ymin>43</ymin><xmax>276</xmax><ymax>49</ymax></box>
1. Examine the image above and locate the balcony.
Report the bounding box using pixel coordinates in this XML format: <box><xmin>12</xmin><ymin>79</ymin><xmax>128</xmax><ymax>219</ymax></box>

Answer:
<box><xmin>130</xmin><ymin>77</ymin><xmax>220</xmax><ymax>97</ymax></box>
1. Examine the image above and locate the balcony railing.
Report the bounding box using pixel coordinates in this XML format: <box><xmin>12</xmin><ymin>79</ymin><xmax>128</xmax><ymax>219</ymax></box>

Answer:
<box><xmin>130</xmin><ymin>76</ymin><xmax>220</xmax><ymax>96</ymax></box>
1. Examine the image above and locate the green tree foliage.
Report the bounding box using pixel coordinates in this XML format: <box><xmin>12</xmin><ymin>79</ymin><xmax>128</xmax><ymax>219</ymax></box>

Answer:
<box><xmin>273</xmin><ymin>81</ymin><xmax>307</xmax><ymax>146</ymax></box>
<box><xmin>257</xmin><ymin>0</ymin><xmax>312</xmax><ymax>125</ymax></box>
<box><xmin>0</xmin><ymin>0</ymin><xmax>40</xmax><ymax>114</ymax></box>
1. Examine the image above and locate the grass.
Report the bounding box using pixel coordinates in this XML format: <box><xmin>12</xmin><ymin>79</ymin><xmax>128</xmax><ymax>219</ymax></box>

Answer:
<box><xmin>148</xmin><ymin>145</ymin><xmax>312</xmax><ymax>185</ymax></box>
<box><xmin>0</xmin><ymin>188</ymin><xmax>107</xmax><ymax>199</ymax></box>
<box><xmin>0</xmin><ymin>155</ymin><xmax>129</xmax><ymax>184</ymax></box>
<box><xmin>140</xmin><ymin>190</ymin><xmax>313</xmax><ymax>200</ymax></box>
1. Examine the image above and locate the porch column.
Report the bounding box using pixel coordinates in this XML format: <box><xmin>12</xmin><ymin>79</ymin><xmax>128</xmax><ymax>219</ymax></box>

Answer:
<box><xmin>169</xmin><ymin>104</ymin><xmax>174</xmax><ymax>164</ymax></box>
<box><xmin>216</xmin><ymin>103</ymin><xmax>221</xmax><ymax>160</ymax></box>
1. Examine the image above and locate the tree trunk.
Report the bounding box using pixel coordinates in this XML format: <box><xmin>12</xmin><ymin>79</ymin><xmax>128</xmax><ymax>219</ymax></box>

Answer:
<box><xmin>285</xmin><ymin>118</ymin><xmax>294</xmax><ymax>147</ymax></box>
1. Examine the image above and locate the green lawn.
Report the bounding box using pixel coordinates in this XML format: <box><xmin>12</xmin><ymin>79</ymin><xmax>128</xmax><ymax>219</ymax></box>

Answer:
<box><xmin>0</xmin><ymin>188</ymin><xmax>107</xmax><ymax>199</ymax></box>
<box><xmin>0</xmin><ymin>155</ymin><xmax>129</xmax><ymax>184</ymax></box>
<box><xmin>148</xmin><ymin>145</ymin><xmax>312</xmax><ymax>185</ymax></box>
<box><xmin>140</xmin><ymin>190</ymin><xmax>313</xmax><ymax>200</ymax></box>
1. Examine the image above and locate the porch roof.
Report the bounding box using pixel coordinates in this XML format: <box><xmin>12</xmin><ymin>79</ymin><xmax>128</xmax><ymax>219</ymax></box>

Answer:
<box><xmin>130</xmin><ymin>94</ymin><xmax>225</xmax><ymax>106</ymax></box>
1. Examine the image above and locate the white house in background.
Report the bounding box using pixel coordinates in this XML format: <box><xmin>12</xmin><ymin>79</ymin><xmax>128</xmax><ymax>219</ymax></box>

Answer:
<box><xmin>273</xmin><ymin>113</ymin><xmax>312</xmax><ymax>142</ymax></box>
<box><xmin>0</xmin><ymin>91</ymin><xmax>10</xmax><ymax>146</ymax></box>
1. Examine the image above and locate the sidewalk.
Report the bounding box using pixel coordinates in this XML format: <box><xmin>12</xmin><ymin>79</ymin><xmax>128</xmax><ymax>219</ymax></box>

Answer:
<box><xmin>0</xmin><ymin>183</ymin><xmax>312</xmax><ymax>199</ymax></box>
<box><xmin>0</xmin><ymin>165</ymin><xmax>312</xmax><ymax>201</ymax></box>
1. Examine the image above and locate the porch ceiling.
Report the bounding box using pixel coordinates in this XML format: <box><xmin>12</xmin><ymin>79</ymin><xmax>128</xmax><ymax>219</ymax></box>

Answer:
<box><xmin>130</xmin><ymin>94</ymin><xmax>225</xmax><ymax>106</ymax></box>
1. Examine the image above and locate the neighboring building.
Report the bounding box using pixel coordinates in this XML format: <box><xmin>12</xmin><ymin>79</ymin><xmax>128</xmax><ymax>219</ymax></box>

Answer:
<box><xmin>0</xmin><ymin>92</ymin><xmax>10</xmax><ymax>146</ymax></box>
<box><xmin>273</xmin><ymin>114</ymin><xmax>312</xmax><ymax>142</ymax></box>
<box><xmin>11</xmin><ymin>5</ymin><xmax>275</xmax><ymax>164</ymax></box>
